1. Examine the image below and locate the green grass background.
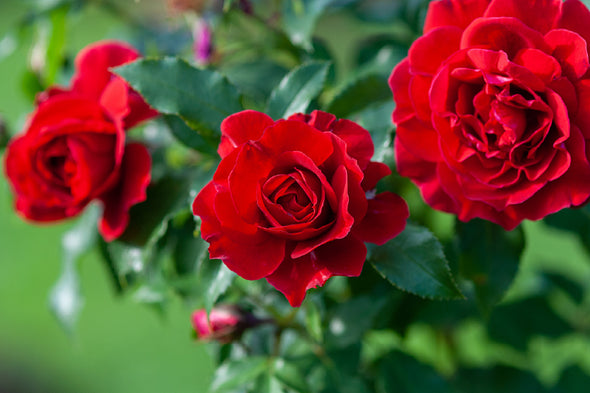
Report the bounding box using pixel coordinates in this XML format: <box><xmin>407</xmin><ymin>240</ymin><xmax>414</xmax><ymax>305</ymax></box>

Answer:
<box><xmin>0</xmin><ymin>1</ymin><xmax>212</xmax><ymax>392</ymax></box>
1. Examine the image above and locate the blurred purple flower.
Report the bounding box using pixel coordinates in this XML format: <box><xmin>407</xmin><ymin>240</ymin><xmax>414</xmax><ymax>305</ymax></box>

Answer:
<box><xmin>193</xmin><ymin>20</ymin><xmax>213</xmax><ymax>65</ymax></box>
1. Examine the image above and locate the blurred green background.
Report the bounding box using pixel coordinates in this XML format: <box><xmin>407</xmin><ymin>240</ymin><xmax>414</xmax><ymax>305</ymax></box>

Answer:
<box><xmin>0</xmin><ymin>1</ymin><xmax>212</xmax><ymax>392</ymax></box>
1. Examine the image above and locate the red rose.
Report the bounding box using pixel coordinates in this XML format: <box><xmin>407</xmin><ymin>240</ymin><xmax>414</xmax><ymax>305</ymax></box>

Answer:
<box><xmin>193</xmin><ymin>110</ymin><xmax>409</xmax><ymax>307</ymax></box>
<box><xmin>390</xmin><ymin>0</ymin><xmax>590</xmax><ymax>229</ymax></box>
<box><xmin>4</xmin><ymin>41</ymin><xmax>157</xmax><ymax>240</ymax></box>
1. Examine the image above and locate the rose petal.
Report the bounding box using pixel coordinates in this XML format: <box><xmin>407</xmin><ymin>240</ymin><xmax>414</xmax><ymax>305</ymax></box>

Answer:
<box><xmin>361</xmin><ymin>161</ymin><xmax>391</xmax><ymax>191</ymax></box>
<box><xmin>353</xmin><ymin>192</ymin><xmax>409</xmax><ymax>245</ymax></box>
<box><xmin>291</xmin><ymin>110</ymin><xmax>336</xmax><ymax>131</ymax></box>
<box><xmin>71</xmin><ymin>40</ymin><xmax>140</xmax><ymax>100</ymax></box>
<box><xmin>314</xmin><ymin>236</ymin><xmax>367</xmax><ymax>277</ymax></box>
<box><xmin>544</xmin><ymin>29</ymin><xmax>590</xmax><ymax>80</ymax></box>
<box><xmin>209</xmin><ymin>231</ymin><xmax>286</xmax><ymax>281</ymax></box>
<box><xmin>558</xmin><ymin>0</ymin><xmax>590</xmax><ymax>54</ymax></box>
<box><xmin>99</xmin><ymin>142</ymin><xmax>151</xmax><ymax>241</ymax></box>
<box><xmin>291</xmin><ymin>165</ymin><xmax>355</xmax><ymax>258</ymax></box>
<box><xmin>395</xmin><ymin>117</ymin><xmax>442</xmax><ymax>163</ymax></box>
<box><xmin>258</xmin><ymin>120</ymin><xmax>334</xmax><ymax>166</ymax></box>
<box><xmin>331</xmin><ymin>119</ymin><xmax>374</xmax><ymax>169</ymax></box>
<box><xmin>424</xmin><ymin>0</ymin><xmax>490</xmax><ymax>33</ymax></box>
<box><xmin>266</xmin><ymin>253</ymin><xmax>330</xmax><ymax>307</ymax></box>
<box><xmin>99</xmin><ymin>77</ymin><xmax>130</xmax><ymax>123</ymax></box>
<box><xmin>389</xmin><ymin>59</ymin><xmax>415</xmax><ymax>124</ymax></box>
<box><xmin>409</xmin><ymin>26</ymin><xmax>462</xmax><ymax>76</ymax></box>
<box><xmin>461</xmin><ymin>17</ymin><xmax>549</xmax><ymax>58</ymax></box>
<box><xmin>484</xmin><ymin>0</ymin><xmax>561</xmax><ymax>34</ymax></box>
<box><xmin>218</xmin><ymin>110</ymin><xmax>274</xmax><ymax>158</ymax></box>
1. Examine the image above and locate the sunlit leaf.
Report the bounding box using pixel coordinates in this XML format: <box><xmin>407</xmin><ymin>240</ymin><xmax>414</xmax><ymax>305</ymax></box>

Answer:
<box><xmin>115</xmin><ymin>58</ymin><xmax>242</xmax><ymax>144</ymax></box>
<box><xmin>282</xmin><ymin>0</ymin><xmax>334</xmax><ymax>50</ymax></box>
<box><xmin>266</xmin><ymin>61</ymin><xmax>330</xmax><ymax>119</ymax></box>
<box><xmin>326</xmin><ymin>74</ymin><xmax>392</xmax><ymax>119</ymax></box>
<box><xmin>205</xmin><ymin>261</ymin><xmax>235</xmax><ymax>313</ymax></box>
<box><xmin>162</xmin><ymin>114</ymin><xmax>218</xmax><ymax>155</ymax></box>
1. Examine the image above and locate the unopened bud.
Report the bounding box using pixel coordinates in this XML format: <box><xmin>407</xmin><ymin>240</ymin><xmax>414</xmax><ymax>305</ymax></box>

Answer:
<box><xmin>191</xmin><ymin>305</ymin><xmax>263</xmax><ymax>344</ymax></box>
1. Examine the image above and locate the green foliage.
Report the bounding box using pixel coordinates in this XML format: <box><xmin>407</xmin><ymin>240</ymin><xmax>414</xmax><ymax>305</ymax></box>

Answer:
<box><xmin>211</xmin><ymin>356</ymin><xmax>269</xmax><ymax>393</ymax></box>
<box><xmin>457</xmin><ymin>220</ymin><xmax>525</xmax><ymax>314</ymax></box>
<box><xmin>370</xmin><ymin>223</ymin><xmax>463</xmax><ymax>300</ymax></box>
<box><xmin>282</xmin><ymin>0</ymin><xmax>335</xmax><ymax>50</ymax></box>
<box><xmin>326</xmin><ymin>74</ymin><xmax>392</xmax><ymax>118</ymax></box>
<box><xmin>266</xmin><ymin>61</ymin><xmax>330</xmax><ymax>119</ymax></box>
<box><xmin>376</xmin><ymin>351</ymin><xmax>455</xmax><ymax>393</ymax></box>
<box><xmin>115</xmin><ymin>58</ymin><xmax>243</xmax><ymax>146</ymax></box>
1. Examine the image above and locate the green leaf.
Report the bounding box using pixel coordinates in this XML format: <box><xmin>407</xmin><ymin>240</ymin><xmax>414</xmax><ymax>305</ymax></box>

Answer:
<box><xmin>552</xmin><ymin>366</ymin><xmax>590</xmax><ymax>393</ymax></box>
<box><xmin>544</xmin><ymin>205</ymin><xmax>590</xmax><ymax>254</ymax></box>
<box><xmin>273</xmin><ymin>359</ymin><xmax>311</xmax><ymax>393</ymax></box>
<box><xmin>118</xmin><ymin>174</ymin><xmax>194</xmax><ymax>247</ymax></box>
<box><xmin>204</xmin><ymin>260</ymin><xmax>235</xmax><ymax>312</ymax></box>
<box><xmin>304</xmin><ymin>300</ymin><xmax>323</xmax><ymax>343</ymax></box>
<box><xmin>115</xmin><ymin>58</ymin><xmax>242</xmax><ymax>142</ymax></box>
<box><xmin>43</xmin><ymin>4</ymin><xmax>68</xmax><ymax>86</ymax></box>
<box><xmin>354</xmin><ymin>101</ymin><xmax>395</xmax><ymax>162</ymax></box>
<box><xmin>541</xmin><ymin>271</ymin><xmax>585</xmax><ymax>304</ymax></box>
<box><xmin>266</xmin><ymin>61</ymin><xmax>330</xmax><ymax>119</ymax></box>
<box><xmin>453</xmin><ymin>366</ymin><xmax>548</xmax><ymax>393</ymax></box>
<box><xmin>282</xmin><ymin>0</ymin><xmax>334</xmax><ymax>50</ymax></box>
<box><xmin>356</xmin><ymin>35</ymin><xmax>409</xmax><ymax>73</ymax></box>
<box><xmin>377</xmin><ymin>351</ymin><xmax>454</xmax><ymax>393</ymax></box>
<box><xmin>253</xmin><ymin>374</ymin><xmax>285</xmax><ymax>393</ymax></box>
<box><xmin>369</xmin><ymin>223</ymin><xmax>463</xmax><ymax>299</ymax></box>
<box><xmin>457</xmin><ymin>219</ymin><xmax>525</xmax><ymax>314</ymax></box>
<box><xmin>211</xmin><ymin>356</ymin><xmax>269</xmax><ymax>393</ymax></box>
<box><xmin>326</xmin><ymin>74</ymin><xmax>392</xmax><ymax>118</ymax></box>
<box><xmin>326</xmin><ymin>295</ymin><xmax>388</xmax><ymax>348</ymax></box>
<box><xmin>222</xmin><ymin>60</ymin><xmax>289</xmax><ymax>106</ymax></box>
<box><xmin>162</xmin><ymin>114</ymin><xmax>218</xmax><ymax>155</ymax></box>
<box><xmin>487</xmin><ymin>296</ymin><xmax>572</xmax><ymax>351</ymax></box>
<box><xmin>49</xmin><ymin>205</ymin><xmax>100</xmax><ymax>332</ymax></box>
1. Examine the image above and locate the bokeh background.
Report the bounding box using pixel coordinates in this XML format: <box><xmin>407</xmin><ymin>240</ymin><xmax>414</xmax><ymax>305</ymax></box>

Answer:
<box><xmin>0</xmin><ymin>1</ymin><xmax>213</xmax><ymax>392</ymax></box>
<box><xmin>2</xmin><ymin>0</ymin><xmax>590</xmax><ymax>392</ymax></box>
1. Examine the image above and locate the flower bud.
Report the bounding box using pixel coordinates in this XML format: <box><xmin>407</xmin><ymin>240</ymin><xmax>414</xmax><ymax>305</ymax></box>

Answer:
<box><xmin>191</xmin><ymin>305</ymin><xmax>259</xmax><ymax>343</ymax></box>
<box><xmin>193</xmin><ymin>20</ymin><xmax>214</xmax><ymax>65</ymax></box>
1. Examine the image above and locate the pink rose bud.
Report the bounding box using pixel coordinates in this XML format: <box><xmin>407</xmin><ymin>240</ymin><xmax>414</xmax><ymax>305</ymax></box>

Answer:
<box><xmin>191</xmin><ymin>305</ymin><xmax>258</xmax><ymax>343</ymax></box>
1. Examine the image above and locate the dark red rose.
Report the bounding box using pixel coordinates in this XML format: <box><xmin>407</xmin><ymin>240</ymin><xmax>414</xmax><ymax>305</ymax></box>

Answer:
<box><xmin>390</xmin><ymin>0</ymin><xmax>590</xmax><ymax>229</ymax></box>
<box><xmin>4</xmin><ymin>41</ymin><xmax>156</xmax><ymax>240</ymax></box>
<box><xmin>191</xmin><ymin>305</ymin><xmax>261</xmax><ymax>343</ymax></box>
<box><xmin>193</xmin><ymin>110</ymin><xmax>409</xmax><ymax>307</ymax></box>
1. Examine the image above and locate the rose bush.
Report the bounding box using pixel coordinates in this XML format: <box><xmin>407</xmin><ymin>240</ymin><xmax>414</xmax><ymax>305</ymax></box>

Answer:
<box><xmin>4</xmin><ymin>41</ymin><xmax>157</xmax><ymax>240</ymax></box>
<box><xmin>193</xmin><ymin>110</ymin><xmax>409</xmax><ymax>306</ymax></box>
<box><xmin>390</xmin><ymin>0</ymin><xmax>590</xmax><ymax>229</ymax></box>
